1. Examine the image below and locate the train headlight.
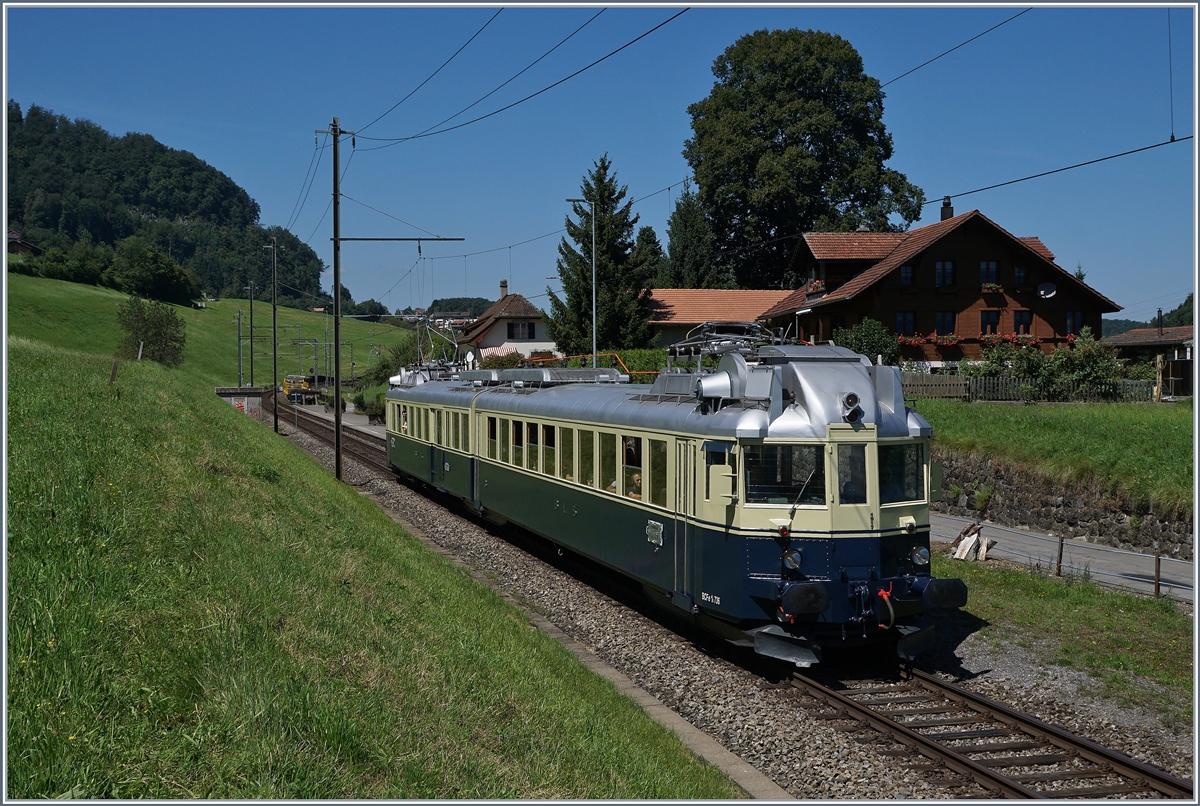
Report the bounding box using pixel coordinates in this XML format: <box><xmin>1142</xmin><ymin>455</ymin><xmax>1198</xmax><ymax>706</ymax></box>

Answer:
<box><xmin>782</xmin><ymin>549</ymin><xmax>803</xmax><ymax>570</ymax></box>
<box><xmin>910</xmin><ymin>546</ymin><xmax>930</xmax><ymax>566</ymax></box>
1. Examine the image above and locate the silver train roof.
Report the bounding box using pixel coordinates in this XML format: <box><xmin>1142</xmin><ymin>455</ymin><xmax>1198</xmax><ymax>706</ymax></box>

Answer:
<box><xmin>386</xmin><ymin>345</ymin><xmax>930</xmax><ymax>440</ymax></box>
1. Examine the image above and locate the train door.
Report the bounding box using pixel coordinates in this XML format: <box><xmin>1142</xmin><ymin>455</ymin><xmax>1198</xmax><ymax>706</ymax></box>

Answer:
<box><xmin>673</xmin><ymin>439</ymin><xmax>695</xmax><ymax>612</ymax></box>
<box><xmin>829</xmin><ymin>425</ymin><xmax>874</xmax><ymax>533</ymax></box>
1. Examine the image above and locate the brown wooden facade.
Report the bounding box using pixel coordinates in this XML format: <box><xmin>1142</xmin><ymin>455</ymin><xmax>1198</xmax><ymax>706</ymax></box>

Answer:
<box><xmin>759</xmin><ymin>209</ymin><xmax>1121</xmax><ymax>364</ymax></box>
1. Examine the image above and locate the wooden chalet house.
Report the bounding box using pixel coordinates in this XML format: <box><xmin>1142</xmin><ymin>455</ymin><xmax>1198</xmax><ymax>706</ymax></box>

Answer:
<box><xmin>1104</xmin><ymin>324</ymin><xmax>1193</xmax><ymax>397</ymax></box>
<box><xmin>758</xmin><ymin>200</ymin><xmax>1122</xmax><ymax>365</ymax></box>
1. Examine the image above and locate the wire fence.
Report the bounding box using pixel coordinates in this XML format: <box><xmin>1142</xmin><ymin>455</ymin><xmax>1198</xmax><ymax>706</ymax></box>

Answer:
<box><xmin>942</xmin><ymin>516</ymin><xmax>1193</xmax><ymax>601</ymax></box>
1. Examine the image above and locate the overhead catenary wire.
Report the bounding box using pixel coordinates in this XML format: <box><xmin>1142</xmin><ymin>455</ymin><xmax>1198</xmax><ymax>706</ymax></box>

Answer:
<box><xmin>286</xmin><ymin>134</ymin><xmax>326</xmax><ymax>232</ymax></box>
<box><xmin>409</xmin><ymin>9</ymin><xmax>606</xmax><ymax>140</ymax></box>
<box><xmin>356</xmin><ymin>9</ymin><xmax>689</xmax><ymax>150</ymax></box>
<box><xmin>881</xmin><ymin>8</ymin><xmax>1032</xmax><ymax>88</ymax></box>
<box><xmin>357</xmin><ymin>8</ymin><xmax>504</xmax><ymax>135</ymax></box>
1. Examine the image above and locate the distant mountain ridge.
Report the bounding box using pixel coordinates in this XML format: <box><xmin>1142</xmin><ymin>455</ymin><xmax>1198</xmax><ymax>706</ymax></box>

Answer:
<box><xmin>6</xmin><ymin>100</ymin><xmax>326</xmax><ymax>305</ymax></box>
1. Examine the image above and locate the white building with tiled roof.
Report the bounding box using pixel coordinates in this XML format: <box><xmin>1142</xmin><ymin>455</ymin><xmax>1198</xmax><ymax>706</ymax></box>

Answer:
<box><xmin>456</xmin><ymin>280</ymin><xmax>557</xmax><ymax>363</ymax></box>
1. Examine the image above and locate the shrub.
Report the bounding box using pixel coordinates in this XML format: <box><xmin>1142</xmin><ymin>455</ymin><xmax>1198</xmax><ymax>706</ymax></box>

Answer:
<box><xmin>480</xmin><ymin>351</ymin><xmax>522</xmax><ymax>370</ymax></box>
<box><xmin>948</xmin><ymin>484</ymin><xmax>964</xmax><ymax>503</ymax></box>
<box><xmin>831</xmin><ymin>317</ymin><xmax>900</xmax><ymax>365</ymax></box>
<box><xmin>116</xmin><ymin>294</ymin><xmax>186</xmax><ymax>367</ymax></box>
<box><xmin>974</xmin><ymin>485</ymin><xmax>993</xmax><ymax>512</ymax></box>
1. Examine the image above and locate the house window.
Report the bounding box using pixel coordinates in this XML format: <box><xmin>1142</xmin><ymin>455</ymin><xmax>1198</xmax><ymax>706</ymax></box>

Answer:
<box><xmin>899</xmin><ymin>265</ymin><xmax>914</xmax><ymax>286</ymax></box>
<box><xmin>981</xmin><ymin>310</ymin><xmax>1000</xmax><ymax>335</ymax></box>
<box><xmin>1066</xmin><ymin>311</ymin><xmax>1085</xmax><ymax>336</ymax></box>
<box><xmin>1014</xmin><ymin>266</ymin><xmax>1027</xmax><ymax>286</ymax></box>
<box><xmin>935</xmin><ymin>311</ymin><xmax>956</xmax><ymax>336</ymax></box>
<box><xmin>935</xmin><ymin>261</ymin><xmax>955</xmax><ymax>286</ymax></box>
<box><xmin>896</xmin><ymin>311</ymin><xmax>916</xmax><ymax>337</ymax></box>
<box><xmin>507</xmin><ymin>322</ymin><xmax>536</xmax><ymax>340</ymax></box>
<box><xmin>1014</xmin><ymin>310</ymin><xmax>1032</xmax><ymax>335</ymax></box>
<box><xmin>980</xmin><ymin>260</ymin><xmax>998</xmax><ymax>284</ymax></box>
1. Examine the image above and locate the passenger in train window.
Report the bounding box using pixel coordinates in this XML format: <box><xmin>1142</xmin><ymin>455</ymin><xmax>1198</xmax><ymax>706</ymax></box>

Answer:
<box><xmin>626</xmin><ymin>472</ymin><xmax>643</xmax><ymax>500</ymax></box>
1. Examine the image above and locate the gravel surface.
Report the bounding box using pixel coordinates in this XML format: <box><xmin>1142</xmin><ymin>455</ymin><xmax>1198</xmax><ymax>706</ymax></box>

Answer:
<box><xmin>282</xmin><ymin>423</ymin><xmax>1194</xmax><ymax>798</ymax></box>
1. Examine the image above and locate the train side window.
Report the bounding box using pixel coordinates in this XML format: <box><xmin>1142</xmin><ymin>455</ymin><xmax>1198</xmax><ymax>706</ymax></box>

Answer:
<box><xmin>600</xmin><ymin>433</ymin><xmax>617</xmax><ymax>494</ymax></box>
<box><xmin>450</xmin><ymin>411</ymin><xmax>458</xmax><ymax>449</ymax></box>
<box><xmin>542</xmin><ymin>425</ymin><xmax>555</xmax><ymax>476</ymax></box>
<box><xmin>423</xmin><ymin>409</ymin><xmax>430</xmax><ymax>442</ymax></box>
<box><xmin>462</xmin><ymin>413</ymin><xmax>470</xmax><ymax>453</ymax></box>
<box><xmin>837</xmin><ymin>444</ymin><xmax>867</xmax><ymax>504</ymax></box>
<box><xmin>579</xmin><ymin>430</ymin><xmax>595</xmax><ymax>487</ymax></box>
<box><xmin>526</xmin><ymin>422</ymin><xmax>539</xmax><ymax>471</ymax></box>
<box><xmin>512</xmin><ymin>420</ymin><xmax>524</xmax><ymax>467</ymax></box>
<box><xmin>487</xmin><ymin>417</ymin><xmax>497</xmax><ymax>459</ymax></box>
<box><xmin>436</xmin><ymin>410</ymin><xmax>443</xmax><ymax>445</ymax></box>
<box><xmin>621</xmin><ymin>435</ymin><xmax>643</xmax><ymax>500</ymax></box>
<box><xmin>649</xmin><ymin>439</ymin><xmax>667</xmax><ymax>507</ymax></box>
<box><xmin>500</xmin><ymin>418</ymin><xmax>510</xmax><ymax>463</ymax></box>
<box><xmin>705</xmin><ymin>447</ymin><xmax>727</xmax><ymax>500</ymax></box>
<box><xmin>559</xmin><ymin>427</ymin><xmax>574</xmax><ymax>481</ymax></box>
<box><xmin>401</xmin><ymin>405</ymin><xmax>408</xmax><ymax>432</ymax></box>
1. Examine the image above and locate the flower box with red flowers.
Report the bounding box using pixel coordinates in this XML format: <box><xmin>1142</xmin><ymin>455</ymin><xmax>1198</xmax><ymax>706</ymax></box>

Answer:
<box><xmin>979</xmin><ymin>333</ymin><xmax>1006</xmax><ymax>347</ymax></box>
<box><xmin>933</xmin><ymin>335</ymin><xmax>961</xmax><ymax>347</ymax></box>
<box><xmin>981</xmin><ymin>282</ymin><xmax>1004</xmax><ymax>294</ymax></box>
<box><xmin>1008</xmin><ymin>333</ymin><xmax>1041</xmax><ymax>348</ymax></box>
<box><xmin>807</xmin><ymin>280</ymin><xmax>825</xmax><ymax>295</ymax></box>
<box><xmin>896</xmin><ymin>333</ymin><xmax>928</xmax><ymax>346</ymax></box>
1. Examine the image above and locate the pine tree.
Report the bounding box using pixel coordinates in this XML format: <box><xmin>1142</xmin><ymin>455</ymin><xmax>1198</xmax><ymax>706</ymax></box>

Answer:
<box><xmin>663</xmin><ymin>183</ymin><xmax>730</xmax><ymax>288</ymax></box>
<box><xmin>545</xmin><ymin>155</ymin><xmax>654</xmax><ymax>355</ymax></box>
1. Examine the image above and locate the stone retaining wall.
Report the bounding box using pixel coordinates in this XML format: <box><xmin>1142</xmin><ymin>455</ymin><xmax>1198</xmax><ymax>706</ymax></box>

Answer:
<box><xmin>931</xmin><ymin>446</ymin><xmax>1194</xmax><ymax>561</ymax></box>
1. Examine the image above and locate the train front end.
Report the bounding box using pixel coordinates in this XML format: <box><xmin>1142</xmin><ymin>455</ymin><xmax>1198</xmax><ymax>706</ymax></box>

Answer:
<box><xmin>689</xmin><ymin>344</ymin><xmax>967</xmax><ymax>666</ymax></box>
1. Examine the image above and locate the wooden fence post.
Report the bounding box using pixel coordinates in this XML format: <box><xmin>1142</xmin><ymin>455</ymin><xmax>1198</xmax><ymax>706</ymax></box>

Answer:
<box><xmin>1154</xmin><ymin>552</ymin><xmax>1162</xmax><ymax>598</ymax></box>
<box><xmin>1055</xmin><ymin>534</ymin><xmax>1064</xmax><ymax>577</ymax></box>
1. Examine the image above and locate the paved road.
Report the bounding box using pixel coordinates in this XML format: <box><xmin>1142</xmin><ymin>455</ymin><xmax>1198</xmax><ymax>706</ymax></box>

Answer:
<box><xmin>931</xmin><ymin>513</ymin><xmax>1194</xmax><ymax>605</ymax></box>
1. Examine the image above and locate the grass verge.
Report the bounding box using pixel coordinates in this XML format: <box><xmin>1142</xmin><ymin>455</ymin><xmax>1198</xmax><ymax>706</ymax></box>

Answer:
<box><xmin>6</xmin><ymin>337</ymin><xmax>741</xmax><ymax>799</ymax></box>
<box><xmin>915</xmin><ymin>399</ymin><xmax>1194</xmax><ymax>516</ymax></box>
<box><xmin>932</xmin><ymin>553</ymin><xmax>1193</xmax><ymax>726</ymax></box>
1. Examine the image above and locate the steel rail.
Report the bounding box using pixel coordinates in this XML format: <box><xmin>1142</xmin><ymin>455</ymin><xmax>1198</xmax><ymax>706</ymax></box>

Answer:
<box><xmin>791</xmin><ymin>673</ymin><xmax>1044</xmax><ymax>798</ymax></box>
<box><xmin>904</xmin><ymin>668</ymin><xmax>1194</xmax><ymax>799</ymax></box>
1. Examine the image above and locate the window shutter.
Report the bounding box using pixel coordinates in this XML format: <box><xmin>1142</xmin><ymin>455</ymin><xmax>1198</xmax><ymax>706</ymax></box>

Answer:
<box><xmin>507</xmin><ymin>322</ymin><xmax>515</xmax><ymax>339</ymax></box>
<box><xmin>529</xmin><ymin>323</ymin><xmax>535</xmax><ymax>340</ymax></box>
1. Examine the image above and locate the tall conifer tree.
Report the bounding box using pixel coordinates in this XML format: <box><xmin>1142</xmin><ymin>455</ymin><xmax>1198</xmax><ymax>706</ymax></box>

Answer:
<box><xmin>663</xmin><ymin>182</ymin><xmax>730</xmax><ymax>288</ymax></box>
<box><xmin>545</xmin><ymin>155</ymin><xmax>654</xmax><ymax>355</ymax></box>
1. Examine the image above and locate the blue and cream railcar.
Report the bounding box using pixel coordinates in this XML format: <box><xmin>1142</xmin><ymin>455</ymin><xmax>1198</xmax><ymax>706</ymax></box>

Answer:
<box><xmin>384</xmin><ymin>345</ymin><xmax>966</xmax><ymax>666</ymax></box>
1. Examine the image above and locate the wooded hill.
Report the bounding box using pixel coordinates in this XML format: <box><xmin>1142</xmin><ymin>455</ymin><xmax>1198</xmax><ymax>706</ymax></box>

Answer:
<box><xmin>6</xmin><ymin>100</ymin><xmax>325</xmax><ymax>307</ymax></box>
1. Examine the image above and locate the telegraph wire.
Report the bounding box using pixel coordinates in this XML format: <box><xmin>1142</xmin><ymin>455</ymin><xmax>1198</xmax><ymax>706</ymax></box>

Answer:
<box><xmin>1167</xmin><ymin>8</ymin><xmax>1176</xmax><ymax>141</ymax></box>
<box><xmin>339</xmin><ymin>192</ymin><xmax>444</xmax><ymax>238</ymax></box>
<box><xmin>303</xmin><ymin>146</ymin><xmax>360</xmax><ymax>246</ymax></box>
<box><xmin>357</xmin><ymin>8</ymin><xmax>689</xmax><ymax>150</ymax></box>
<box><xmin>881</xmin><ymin>8</ymin><xmax>1032</xmax><ymax>88</ymax></box>
<box><xmin>358</xmin><ymin>8</ymin><xmax>504</xmax><ymax>135</ymax></box>
<box><xmin>286</xmin><ymin>134</ymin><xmax>326</xmax><ymax>232</ymax></box>
<box><xmin>409</xmin><ymin>9</ymin><xmax>606</xmax><ymax>140</ymax></box>
<box><xmin>933</xmin><ymin>136</ymin><xmax>1193</xmax><ymax>204</ymax></box>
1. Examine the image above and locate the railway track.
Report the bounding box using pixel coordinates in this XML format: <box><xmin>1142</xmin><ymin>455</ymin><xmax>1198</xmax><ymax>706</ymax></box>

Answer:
<box><xmin>793</xmin><ymin>669</ymin><xmax>1193</xmax><ymax>799</ymax></box>
<box><xmin>277</xmin><ymin>403</ymin><xmax>1192</xmax><ymax>799</ymax></box>
<box><xmin>278</xmin><ymin>402</ymin><xmax>390</xmax><ymax>474</ymax></box>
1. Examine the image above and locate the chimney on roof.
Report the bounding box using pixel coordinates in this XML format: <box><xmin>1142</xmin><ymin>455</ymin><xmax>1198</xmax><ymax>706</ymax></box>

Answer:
<box><xmin>856</xmin><ymin>224</ymin><xmax>870</xmax><ymax>232</ymax></box>
<box><xmin>1158</xmin><ymin>308</ymin><xmax>1163</xmax><ymax>336</ymax></box>
<box><xmin>500</xmin><ymin>279</ymin><xmax>508</xmax><ymax>299</ymax></box>
<box><xmin>940</xmin><ymin>196</ymin><xmax>954</xmax><ymax>221</ymax></box>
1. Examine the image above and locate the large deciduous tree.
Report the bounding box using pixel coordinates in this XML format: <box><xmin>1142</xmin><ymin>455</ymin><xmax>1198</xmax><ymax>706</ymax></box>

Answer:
<box><xmin>683</xmin><ymin>29</ymin><xmax>925</xmax><ymax>289</ymax></box>
<box><xmin>545</xmin><ymin>155</ymin><xmax>654</xmax><ymax>355</ymax></box>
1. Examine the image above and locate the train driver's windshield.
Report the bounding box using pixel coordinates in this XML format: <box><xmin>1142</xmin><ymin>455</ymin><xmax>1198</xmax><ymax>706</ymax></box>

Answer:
<box><xmin>743</xmin><ymin>444</ymin><xmax>826</xmax><ymax>506</ymax></box>
<box><xmin>879</xmin><ymin>443</ymin><xmax>925</xmax><ymax>504</ymax></box>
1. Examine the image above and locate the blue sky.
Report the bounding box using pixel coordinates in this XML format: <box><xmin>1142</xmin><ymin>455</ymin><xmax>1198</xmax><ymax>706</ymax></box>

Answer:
<box><xmin>5</xmin><ymin>4</ymin><xmax>1196</xmax><ymax>323</ymax></box>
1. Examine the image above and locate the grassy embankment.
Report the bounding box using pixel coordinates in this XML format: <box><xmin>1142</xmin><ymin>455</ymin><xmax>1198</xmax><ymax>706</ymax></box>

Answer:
<box><xmin>6</xmin><ymin>272</ymin><xmax>410</xmax><ymax>389</ymax></box>
<box><xmin>918</xmin><ymin>400</ymin><xmax>1194</xmax><ymax>722</ymax></box>
<box><xmin>915</xmin><ymin>399</ymin><xmax>1194</xmax><ymax>517</ymax></box>
<box><xmin>932</xmin><ymin>554</ymin><xmax>1193</xmax><ymax>725</ymax></box>
<box><xmin>6</xmin><ymin>335</ymin><xmax>740</xmax><ymax>798</ymax></box>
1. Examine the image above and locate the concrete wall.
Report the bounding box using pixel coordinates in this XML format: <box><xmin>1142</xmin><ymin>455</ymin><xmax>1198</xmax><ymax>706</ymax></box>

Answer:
<box><xmin>931</xmin><ymin>446</ymin><xmax>1193</xmax><ymax>560</ymax></box>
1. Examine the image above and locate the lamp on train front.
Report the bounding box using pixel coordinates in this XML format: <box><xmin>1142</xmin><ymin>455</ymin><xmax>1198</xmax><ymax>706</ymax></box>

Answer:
<box><xmin>841</xmin><ymin>392</ymin><xmax>864</xmax><ymax>424</ymax></box>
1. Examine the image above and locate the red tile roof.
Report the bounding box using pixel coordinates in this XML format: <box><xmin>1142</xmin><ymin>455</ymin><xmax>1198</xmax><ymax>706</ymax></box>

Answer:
<box><xmin>1018</xmin><ymin>236</ymin><xmax>1054</xmax><ymax>261</ymax></box>
<box><xmin>761</xmin><ymin>210</ymin><xmax>1120</xmax><ymax>318</ymax></box>
<box><xmin>648</xmin><ymin>289</ymin><xmax>793</xmax><ymax>325</ymax></box>
<box><xmin>1103</xmin><ymin>326</ymin><xmax>1193</xmax><ymax>347</ymax></box>
<box><xmin>803</xmin><ymin>232</ymin><xmax>907</xmax><ymax>261</ymax></box>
